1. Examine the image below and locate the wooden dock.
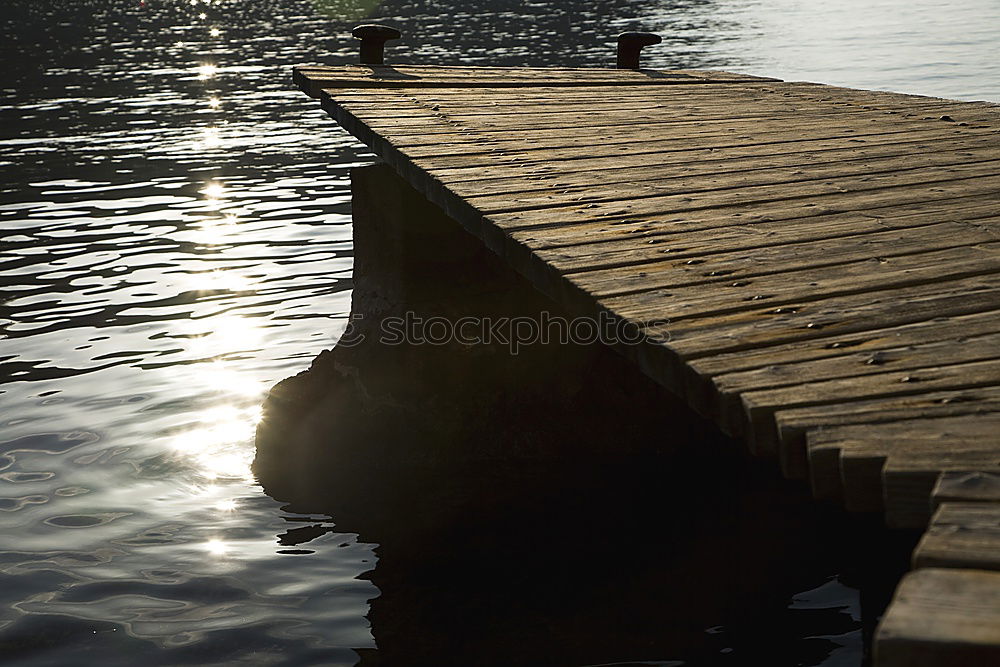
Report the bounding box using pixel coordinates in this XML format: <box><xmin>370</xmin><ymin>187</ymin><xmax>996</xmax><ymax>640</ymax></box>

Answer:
<box><xmin>294</xmin><ymin>63</ymin><xmax>1000</xmax><ymax>664</ymax></box>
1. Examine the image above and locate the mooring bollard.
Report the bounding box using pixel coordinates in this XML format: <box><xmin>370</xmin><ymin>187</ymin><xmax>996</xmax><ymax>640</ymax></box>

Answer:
<box><xmin>352</xmin><ymin>24</ymin><xmax>402</xmax><ymax>65</ymax></box>
<box><xmin>616</xmin><ymin>32</ymin><xmax>662</xmax><ymax>70</ymax></box>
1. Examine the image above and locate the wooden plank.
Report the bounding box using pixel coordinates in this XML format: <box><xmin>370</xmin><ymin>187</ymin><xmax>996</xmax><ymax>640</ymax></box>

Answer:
<box><xmin>632</xmin><ymin>275</ymin><xmax>1000</xmax><ymax>366</ymax></box>
<box><xmin>593</xmin><ymin>246</ymin><xmax>1000</xmax><ymax>352</ymax></box>
<box><xmin>885</xmin><ymin>449</ymin><xmax>1000</xmax><ymax>530</ymax></box>
<box><xmin>516</xmin><ymin>190</ymin><xmax>1000</xmax><ymax>260</ymax></box>
<box><xmin>326</xmin><ymin>83</ymin><xmax>996</xmax><ymax>116</ymax></box>
<box><xmin>296</xmin><ymin>64</ymin><xmax>776</xmax><ymax>81</ymax></box>
<box><xmin>744</xmin><ymin>359</ymin><xmax>1000</xmax><ymax>458</ymax></box>
<box><xmin>418</xmin><ymin>124</ymin><xmax>999</xmax><ymax>176</ymax></box>
<box><xmin>780</xmin><ymin>82</ymin><xmax>1000</xmax><ymax>119</ymax></box>
<box><xmin>319</xmin><ymin>79</ymin><xmax>813</xmax><ymax>100</ymax></box>
<box><xmin>331</xmin><ymin>100</ymin><xmax>991</xmax><ymax>139</ymax></box>
<box><xmin>484</xmin><ymin>171</ymin><xmax>1000</xmax><ymax>239</ymax></box>
<box><xmin>687</xmin><ymin>307</ymin><xmax>1000</xmax><ymax>436</ymax></box>
<box><xmin>469</xmin><ymin>161</ymin><xmax>1000</xmax><ymax>218</ymax></box>
<box><xmin>712</xmin><ymin>330</ymin><xmax>1000</xmax><ymax>444</ymax></box>
<box><xmin>451</xmin><ymin>149</ymin><xmax>1000</xmax><ymax>215</ymax></box>
<box><xmin>706</xmin><ymin>314</ymin><xmax>1000</xmax><ymax>394</ymax></box>
<box><xmin>512</xmin><ymin>278</ymin><xmax>1000</xmax><ymax>423</ymax></box>
<box><xmin>687</xmin><ymin>307</ymin><xmax>1000</xmax><ymax>387</ymax></box>
<box><xmin>441</xmin><ymin>139</ymin><xmax>1000</xmax><ymax>201</ymax></box>
<box><xmin>347</xmin><ymin>109</ymin><xmax>997</xmax><ymax>157</ymax></box>
<box><xmin>566</xmin><ymin>219</ymin><xmax>1000</xmax><ymax>300</ymax></box>
<box><xmin>324</xmin><ymin>84</ymin><xmax>994</xmax><ymax>125</ymax></box>
<box><xmin>534</xmin><ymin>201</ymin><xmax>1000</xmax><ymax>280</ymax></box>
<box><xmin>326</xmin><ymin>82</ymin><xmax>996</xmax><ymax>117</ymax></box>
<box><xmin>609</xmin><ymin>278</ymin><xmax>1000</xmax><ymax>423</ymax></box>
<box><xmin>798</xmin><ymin>388</ymin><xmax>1000</xmax><ymax>501</ymax></box>
<box><xmin>437</xmin><ymin>134</ymin><xmax>1000</xmax><ymax>191</ymax></box>
<box><xmin>914</xmin><ymin>503</ymin><xmax>1000</xmax><ymax>571</ymax></box>
<box><xmin>326</xmin><ymin>100</ymin><xmax>934</xmax><ymax>126</ymax></box>
<box><xmin>508</xmin><ymin>187</ymin><xmax>1000</xmax><ymax>284</ymax></box>
<box><xmin>328</xmin><ymin>92</ymin><xmax>990</xmax><ymax>116</ymax></box>
<box><xmin>350</xmin><ymin>109</ymin><xmax>994</xmax><ymax>149</ymax></box>
<box><xmin>395</xmin><ymin>118</ymin><xmax>998</xmax><ymax>170</ymax></box>
<box><xmin>294</xmin><ymin>65</ymin><xmax>777</xmax><ymax>96</ymax></box>
<box><xmin>875</xmin><ymin>568</ymin><xmax>1000</xmax><ymax>666</ymax></box>
<box><xmin>801</xmin><ymin>415</ymin><xmax>1000</xmax><ymax>523</ymax></box>
<box><xmin>772</xmin><ymin>82</ymin><xmax>1000</xmax><ymax>117</ymax></box>
<box><xmin>321</xmin><ymin>85</ymin><xmax>783</xmax><ymax>109</ymax></box>
<box><xmin>933</xmin><ymin>471</ymin><xmax>1000</xmax><ymax>507</ymax></box>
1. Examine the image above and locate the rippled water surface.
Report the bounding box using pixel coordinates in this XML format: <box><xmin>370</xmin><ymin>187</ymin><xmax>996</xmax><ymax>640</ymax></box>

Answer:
<box><xmin>1</xmin><ymin>1</ymin><xmax>997</xmax><ymax>665</ymax></box>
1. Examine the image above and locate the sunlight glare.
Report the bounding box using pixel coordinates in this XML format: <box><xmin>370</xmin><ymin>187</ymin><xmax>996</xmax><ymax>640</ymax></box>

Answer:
<box><xmin>246</xmin><ymin>404</ymin><xmax>263</xmax><ymax>425</ymax></box>
<box><xmin>169</xmin><ymin>407</ymin><xmax>257</xmax><ymax>482</ymax></box>
<box><xmin>201</xmin><ymin>181</ymin><xmax>225</xmax><ymax>199</ymax></box>
<box><xmin>193</xmin><ymin>315</ymin><xmax>264</xmax><ymax>353</ymax></box>
<box><xmin>202</xmin><ymin>361</ymin><xmax>267</xmax><ymax>399</ymax></box>
<box><xmin>189</xmin><ymin>269</ymin><xmax>257</xmax><ymax>292</ymax></box>
<box><xmin>205</xmin><ymin>539</ymin><xmax>228</xmax><ymax>556</ymax></box>
<box><xmin>202</xmin><ymin>127</ymin><xmax>221</xmax><ymax>148</ymax></box>
<box><xmin>196</xmin><ymin>64</ymin><xmax>217</xmax><ymax>80</ymax></box>
<box><xmin>202</xmin><ymin>451</ymin><xmax>253</xmax><ymax>480</ymax></box>
<box><xmin>216</xmin><ymin>499</ymin><xmax>238</xmax><ymax>512</ymax></box>
<box><xmin>192</xmin><ymin>217</ymin><xmax>231</xmax><ymax>246</ymax></box>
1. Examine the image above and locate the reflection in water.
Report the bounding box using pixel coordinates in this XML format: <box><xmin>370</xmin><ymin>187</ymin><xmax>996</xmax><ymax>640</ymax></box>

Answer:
<box><xmin>204</xmin><ymin>538</ymin><xmax>230</xmax><ymax>557</ymax></box>
<box><xmin>0</xmin><ymin>0</ymin><xmax>996</xmax><ymax>664</ymax></box>
<box><xmin>196</xmin><ymin>63</ymin><xmax>218</xmax><ymax>80</ymax></box>
<box><xmin>269</xmin><ymin>446</ymin><xmax>911</xmax><ymax>666</ymax></box>
<box><xmin>216</xmin><ymin>499</ymin><xmax>238</xmax><ymax>512</ymax></box>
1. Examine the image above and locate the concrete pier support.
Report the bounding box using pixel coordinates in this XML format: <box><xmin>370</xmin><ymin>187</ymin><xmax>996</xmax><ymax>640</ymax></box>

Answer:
<box><xmin>253</xmin><ymin>163</ymin><xmax>722</xmax><ymax>506</ymax></box>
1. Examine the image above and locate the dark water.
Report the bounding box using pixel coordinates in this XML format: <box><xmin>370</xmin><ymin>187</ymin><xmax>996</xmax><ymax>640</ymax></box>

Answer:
<box><xmin>1</xmin><ymin>1</ymin><xmax>996</xmax><ymax>665</ymax></box>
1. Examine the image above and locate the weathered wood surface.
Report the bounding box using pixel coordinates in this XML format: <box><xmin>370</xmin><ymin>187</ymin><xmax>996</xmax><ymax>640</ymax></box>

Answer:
<box><xmin>294</xmin><ymin>64</ymin><xmax>778</xmax><ymax>95</ymax></box>
<box><xmin>877</xmin><ymin>568</ymin><xmax>1000</xmax><ymax>665</ymax></box>
<box><xmin>914</xmin><ymin>502</ymin><xmax>1000</xmax><ymax>571</ymax></box>
<box><xmin>933</xmin><ymin>471</ymin><xmax>1000</xmax><ymax>507</ymax></box>
<box><xmin>295</xmin><ymin>65</ymin><xmax>1000</xmax><ymax>664</ymax></box>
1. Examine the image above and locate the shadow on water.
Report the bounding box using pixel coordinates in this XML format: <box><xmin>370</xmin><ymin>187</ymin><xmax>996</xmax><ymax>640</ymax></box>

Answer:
<box><xmin>266</xmin><ymin>430</ymin><xmax>915</xmax><ymax>666</ymax></box>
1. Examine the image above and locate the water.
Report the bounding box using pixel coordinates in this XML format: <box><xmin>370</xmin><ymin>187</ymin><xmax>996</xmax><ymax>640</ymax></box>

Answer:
<box><xmin>0</xmin><ymin>1</ymin><xmax>996</xmax><ymax>665</ymax></box>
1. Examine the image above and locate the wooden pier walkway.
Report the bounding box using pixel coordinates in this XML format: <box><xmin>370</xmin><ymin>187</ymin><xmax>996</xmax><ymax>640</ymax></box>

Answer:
<box><xmin>295</xmin><ymin>63</ymin><xmax>1000</xmax><ymax>664</ymax></box>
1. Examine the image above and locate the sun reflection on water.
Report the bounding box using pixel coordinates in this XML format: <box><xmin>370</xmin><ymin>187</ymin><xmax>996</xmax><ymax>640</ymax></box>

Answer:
<box><xmin>169</xmin><ymin>404</ymin><xmax>258</xmax><ymax>482</ymax></box>
<box><xmin>215</xmin><ymin>499</ymin><xmax>238</xmax><ymax>512</ymax></box>
<box><xmin>0</xmin><ymin>0</ymin><xmax>378</xmax><ymax>659</ymax></box>
<box><xmin>204</xmin><ymin>539</ymin><xmax>229</xmax><ymax>556</ymax></box>
<box><xmin>201</xmin><ymin>127</ymin><xmax>221</xmax><ymax>148</ymax></box>
<box><xmin>163</xmin><ymin>350</ymin><xmax>266</xmax><ymax>483</ymax></box>
<box><xmin>190</xmin><ymin>268</ymin><xmax>257</xmax><ymax>292</ymax></box>
<box><xmin>184</xmin><ymin>315</ymin><xmax>266</xmax><ymax>355</ymax></box>
<box><xmin>196</xmin><ymin>64</ymin><xmax>217</xmax><ymax>80</ymax></box>
<box><xmin>200</xmin><ymin>181</ymin><xmax>224</xmax><ymax>199</ymax></box>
